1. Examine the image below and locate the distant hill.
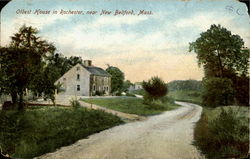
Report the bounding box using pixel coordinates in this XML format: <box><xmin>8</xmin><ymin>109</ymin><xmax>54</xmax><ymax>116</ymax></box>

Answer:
<box><xmin>167</xmin><ymin>80</ymin><xmax>202</xmax><ymax>91</ymax></box>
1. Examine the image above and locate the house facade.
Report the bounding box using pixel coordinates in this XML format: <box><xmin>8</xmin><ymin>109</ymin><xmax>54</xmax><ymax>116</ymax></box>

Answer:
<box><xmin>55</xmin><ymin>60</ymin><xmax>111</xmax><ymax>96</ymax></box>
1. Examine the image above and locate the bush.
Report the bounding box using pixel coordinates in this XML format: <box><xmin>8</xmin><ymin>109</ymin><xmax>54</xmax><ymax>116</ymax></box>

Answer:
<box><xmin>160</xmin><ymin>96</ymin><xmax>174</xmax><ymax>104</ymax></box>
<box><xmin>194</xmin><ymin>108</ymin><xmax>249</xmax><ymax>159</ymax></box>
<box><xmin>70</xmin><ymin>99</ymin><xmax>81</xmax><ymax>109</ymax></box>
<box><xmin>93</xmin><ymin>90</ymin><xmax>104</xmax><ymax>96</ymax></box>
<box><xmin>142</xmin><ymin>76</ymin><xmax>168</xmax><ymax>103</ymax></box>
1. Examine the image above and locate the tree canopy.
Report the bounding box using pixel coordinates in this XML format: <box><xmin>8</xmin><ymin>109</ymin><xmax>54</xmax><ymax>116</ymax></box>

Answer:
<box><xmin>189</xmin><ymin>24</ymin><xmax>249</xmax><ymax>106</ymax></box>
<box><xmin>189</xmin><ymin>24</ymin><xmax>249</xmax><ymax>77</ymax></box>
<box><xmin>105</xmin><ymin>66</ymin><xmax>124</xmax><ymax>94</ymax></box>
<box><xmin>0</xmin><ymin>25</ymin><xmax>56</xmax><ymax>109</ymax></box>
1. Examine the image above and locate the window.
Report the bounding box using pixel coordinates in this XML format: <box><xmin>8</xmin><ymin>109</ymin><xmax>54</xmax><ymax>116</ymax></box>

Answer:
<box><xmin>77</xmin><ymin>74</ymin><xmax>80</xmax><ymax>80</ymax></box>
<box><xmin>77</xmin><ymin>85</ymin><xmax>80</xmax><ymax>91</ymax></box>
<box><xmin>93</xmin><ymin>85</ymin><xmax>96</xmax><ymax>91</ymax></box>
<box><xmin>106</xmin><ymin>86</ymin><xmax>109</xmax><ymax>91</ymax></box>
<box><xmin>76</xmin><ymin>67</ymin><xmax>80</xmax><ymax>70</ymax></box>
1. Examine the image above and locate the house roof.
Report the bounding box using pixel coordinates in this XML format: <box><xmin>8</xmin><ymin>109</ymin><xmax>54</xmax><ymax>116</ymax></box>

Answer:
<box><xmin>81</xmin><ymin>64</ymin><xmax>111</xmax><ymax>77</ymax></box>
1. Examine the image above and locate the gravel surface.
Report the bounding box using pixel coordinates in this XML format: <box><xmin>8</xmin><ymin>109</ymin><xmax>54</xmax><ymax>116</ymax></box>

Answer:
<box><xmin>36</xmin><ymin>101</ymin><xmax>204</xmax><ymax>159</ymax></box>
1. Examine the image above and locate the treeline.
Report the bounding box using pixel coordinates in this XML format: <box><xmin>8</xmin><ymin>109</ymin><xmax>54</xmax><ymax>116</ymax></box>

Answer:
<box><xmin>167</xmin><ymin>80</ymin><xmax>202</xmax><ymax>91</ymax></box>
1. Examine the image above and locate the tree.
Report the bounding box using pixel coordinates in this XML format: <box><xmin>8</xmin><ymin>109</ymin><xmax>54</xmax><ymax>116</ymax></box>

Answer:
<box><xmin>142</xmin><ymin>76</ymin><xmax>168</xmax><ymax>103</ymax></box>
<box><xmin>202</xmin><ymin>77</ymin><xmax>234</xmax><ymax>107</ymax></box>
<box><xmin>123</xmin><ymin>80</ymin><xmax>133</xmax><ymax>92</ymax></box>
<box><xmin>0</xmin><ymin>25</ymin><xmax>55</xmax><ymax>109</ymax></box>
<box><xmin>105</xmin><ymin>66</ymin><xmax>124</xmax><ymax>94</ymax></box>
<box><xmin>189</xmin><ymin>24</ymin><xmax>249</xmax><ymax>78</ymax></box>
<box><xmin>189</xmin><ymin>24</ymin><xmax>249</xmax><ymax>106</ymax></box>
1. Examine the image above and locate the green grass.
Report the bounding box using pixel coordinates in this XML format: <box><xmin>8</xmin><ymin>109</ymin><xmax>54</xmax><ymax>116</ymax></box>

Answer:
<box><xmin>194</xmin><ymin>106</ymin><xmax>249</xmax><ymax>159</ymax></box>
<box><xmin>130</xmin><ymin>89</ymin><xmax>145</xmax><ymax>96</ymax></box>
<box><xmin>168</xmin><ymin>90</ymin><xmax>202</xmax><ymax>105</ymax></box>
<box><xmin>0</xmin><ymin>106</ymin><xmax>124</xmax><ymax>158</ymax></box>
<box><xmin>82</xmin><ymin>97</ymin><xmax>179</xmax><ymax>116</ymax></box>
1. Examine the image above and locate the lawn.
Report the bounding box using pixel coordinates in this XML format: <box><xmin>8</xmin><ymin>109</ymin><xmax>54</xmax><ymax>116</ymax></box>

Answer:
<box><xmin>0</xmin><ymin>106</ymin><xmax>124</xmax><ymax>158</ymax></box>
<box><xmin>82</xmin><ymin>97</ymin><xmax>179</xmax><ymax>116</ymax></box>
<box><xmin>130</xmin><ymin>89</ymin><xmax>145</xmax><ymax>96</ymax></box>
<box><xmin>194</xmin><ymin>106</ymin><xmax>249</xmax><ymax>159</ymax></box>
<box><xmin>168</xmin><ymin>90</ymin><xmax>202</xmax><ymax>105</ymax></box>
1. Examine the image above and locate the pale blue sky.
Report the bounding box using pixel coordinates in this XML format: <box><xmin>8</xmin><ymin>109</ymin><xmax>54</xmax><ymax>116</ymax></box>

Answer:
<box><xmin>1</xmin><ymin>0</ymin><xmax>249</xmax><ymax>82</ymax></box>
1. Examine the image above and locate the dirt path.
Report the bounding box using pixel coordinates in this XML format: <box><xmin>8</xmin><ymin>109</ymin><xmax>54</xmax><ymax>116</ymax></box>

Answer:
<box><xmin>36</xmin><ymin>101</ymin><xmax>204</xmax><ymax>159</ymax></box>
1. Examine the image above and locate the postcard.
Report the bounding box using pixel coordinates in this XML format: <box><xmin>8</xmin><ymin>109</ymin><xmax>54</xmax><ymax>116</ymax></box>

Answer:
<box><xmin>0</xmin><ymin>0</ymin><xmax>249</xmax><ymax>159</ymax></box>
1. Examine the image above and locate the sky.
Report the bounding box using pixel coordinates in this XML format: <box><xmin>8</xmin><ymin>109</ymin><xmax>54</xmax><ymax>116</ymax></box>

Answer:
<box><xmin>1</xmin><ymin>0</ymin><xmax>249</xmax><ymax>82</ymax></box>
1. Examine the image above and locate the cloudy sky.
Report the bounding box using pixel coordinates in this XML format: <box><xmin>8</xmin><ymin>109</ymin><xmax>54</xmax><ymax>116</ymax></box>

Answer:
<box><xmin>1</xmin><ymin>0</ymin><xmax>249</xmax><ymax>82</ymax></box>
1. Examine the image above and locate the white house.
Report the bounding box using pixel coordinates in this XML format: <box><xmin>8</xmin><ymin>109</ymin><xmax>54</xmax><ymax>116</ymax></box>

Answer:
<box><xmin>55</xmin><ymin>60</ymin><xmax>111</xmax><ymax>96</ymax></box>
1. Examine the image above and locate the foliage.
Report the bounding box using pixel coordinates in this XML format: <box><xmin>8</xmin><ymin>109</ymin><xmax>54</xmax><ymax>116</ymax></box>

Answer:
<box><xmin>142</xmin><ymin>77</ymin><xmax>168</xmax><ymax>103</ymax></box>
<box><xmin>0</xmin><ymin>25</ymin><xmax>56</xmax><ymax>109</ymax></box>
<box><xmin>202</xmin><ymin>77</ymin><xmax>234</xmax><ymax>107</ymax></box>
<box><xmin>130</xmin><ymin>89</ymin><xmax>145</xmax><ymax>96</ymax></box>
<box><xmin>123</xmin><ymin>80</ymin><xmax>133</xmax><ymax>92</ymax></box>
<box><xmin>31</xmin><ymin>53</ymin><xmax>83</xmax><ymax>100</ymax></box>
<box><xmin>70</xmin><ymin>99</ymin><xmax>81</xmax><ymax>109</ymax></box>
<box><xmin>82</xmin><ymin>97</ymin><xmax>179</xmax><ymax>116</ymax></box>
<box><xmin>168</xmin><ymin>90</ymin><xmax>202</xmax><ymax>105</ymax></box>
<box><xmin>106</xmin><ymin>66</ymin><xmax>125</xmax><ymax>93</ymax></box>
<box><xmin>189</xmin><ymin>24</ymin><xmax>248</xmax><ymax>77</ymax></box>
<box><xmin>167</xmin><ymin>80</ymin><xmax>202</xmax><ymax>91</ymax></box>
<box><xmin>125</xmin><ymin>92</ymin><xmax>136</xmax><ymax>97</ymax></box>
<box><xmin>194</xmin><ymin>107</ymin><xmax>249</xmax><ymax>159</ymax></box>
<box><xmin>0</xmin><ymin>107</ymin><xmax>123</xmax><ymax>158</ymax></box>
<box><xmin>93</xmin><ymin>90</ymin><xmax>104</xmax><ymax>96</ymax></box>
<box><xmin>189</xmin><ymin>24</ymin><xmax>249</xmax><ymax>106</ymax></box>
<box><xmin>0</xmin><ymin>25</ymin><xmax>85</xmax><ymax>109</ymax></box>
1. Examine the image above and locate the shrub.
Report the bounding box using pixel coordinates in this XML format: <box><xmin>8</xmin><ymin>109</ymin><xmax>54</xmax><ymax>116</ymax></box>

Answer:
<box><xmin>94</xmin><ymin>90</ymin><xmax>104</xmax><ymax>96</ymax></box>
<box><xmin>70</xmin><ymin>99</ymin><xmax>81</xmax><ymax>109</ymax></box>
<box><xmin>194</xmin><ymin>108</ymin><xmax>249</xmax><ymax>159</ymax></box>
<box><xmin>160</xmin><ymin>96</ymin><xmax>174</xmax><ymax>104</ymax></box>
<box><xmin>142</xmin><ymin>77</ymin><xmax>168</xmax><ymax>103</ymax></box>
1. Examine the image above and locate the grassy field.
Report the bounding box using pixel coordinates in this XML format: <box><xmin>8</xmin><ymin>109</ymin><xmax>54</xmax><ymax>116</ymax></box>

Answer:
<box><xmin>82</xmin><ymin>97</ymin><xmax>179</xmax><ymax>116</ymax></box>
<box><xmin>0</xmin><ymin>106</ymin><xmax>124</xmax><ymax>158</ymax></box>
<box><xmin>168</xmin><ymin>90</ymin><xmax>202</xmax><ymax>105</ymax></box>
<box><xmin>194</xmin><ymin>106</ymin><xmax>249</xmax><ymax>159</ymax></box>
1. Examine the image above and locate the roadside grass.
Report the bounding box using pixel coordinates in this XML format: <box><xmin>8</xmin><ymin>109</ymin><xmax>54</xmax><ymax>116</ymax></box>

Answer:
<box><xmin>0</xmin><ymin>106</ymin><xmax>124</xmax><ymax>158</ymax></box>
<box><xmin>130</xmin><ymin>89</ymin><xmax>145</xmax><ymax>96</ymax></box>
<box><xmin>82</xmin><ymin>97</ymin><xmax>179</xmax><ymax>116</ymax></box>
<box><xmin>194</xmin><ymin>106</ymin><xmax>249</xmax><ymax>159</ymax></box>
<box><xmin>168</xmin><ymin>90</ymin><xmax>202</xmax><ymax>105</ymax></box>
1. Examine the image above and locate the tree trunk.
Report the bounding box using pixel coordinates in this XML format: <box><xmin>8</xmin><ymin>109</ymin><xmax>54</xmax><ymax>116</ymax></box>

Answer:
<box><xmin>18</xmin><ymin>91</ymin><xmax>24</xmax><ymax>110</ymax></box>
<box><xmin>11</xmin><ymin>92</ymin><xmax>18</xmax><ymax>106</ymax></box>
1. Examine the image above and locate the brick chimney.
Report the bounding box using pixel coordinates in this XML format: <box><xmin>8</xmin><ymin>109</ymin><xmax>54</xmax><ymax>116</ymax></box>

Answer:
<box><xmin>84</xmin><ymin>60</ymin><xmax>92</xmax><ymax>67</ymax></box>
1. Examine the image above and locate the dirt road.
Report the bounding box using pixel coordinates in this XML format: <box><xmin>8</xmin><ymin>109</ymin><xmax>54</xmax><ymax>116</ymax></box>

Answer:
<box><xmin>37</xmin><ymin>101</ymin><xmax>204</xmax><ymax>159</ymax></box>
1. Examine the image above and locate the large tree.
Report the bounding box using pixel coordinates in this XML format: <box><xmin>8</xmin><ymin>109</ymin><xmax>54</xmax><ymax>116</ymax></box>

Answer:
<box><xmin>189</xmin><ymin>24</ymin><xmax>249</xmax><ymax>78</ymax></box>
<box><xmin>189</xmin><ymin>24</ymin><xmax>249</xmax><ymax>106</ymax></box>
<box><xmin>0</xmin><ymin>25</ymin><xmax>55</xmax><ymax>109</ymax></box>
<box><xmin>106</xmin><ymin>66</ymin><xmax>124</xmax><ymax>94</ymax></box>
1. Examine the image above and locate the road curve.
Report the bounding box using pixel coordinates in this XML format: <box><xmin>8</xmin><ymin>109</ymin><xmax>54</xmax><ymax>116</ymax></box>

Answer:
<box><xmin>36</xmin><ymin>101</ymin><xmax>204</xmax><ymax>159</ymax></box>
